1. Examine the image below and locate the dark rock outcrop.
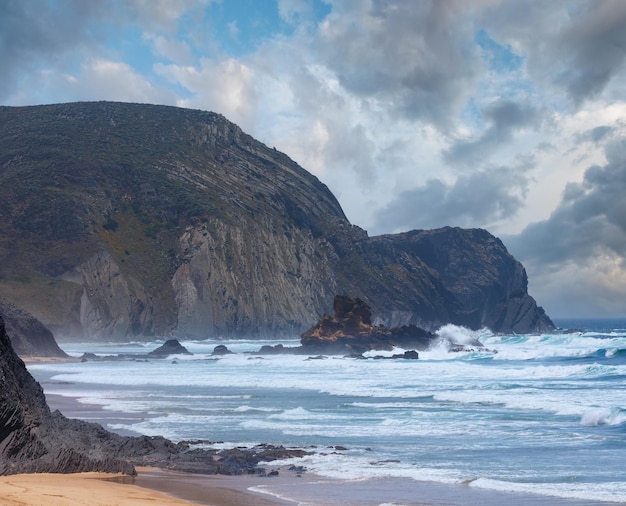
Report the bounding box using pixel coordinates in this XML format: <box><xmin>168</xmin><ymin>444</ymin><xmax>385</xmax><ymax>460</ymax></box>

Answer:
<box><xmin>0</xmin><ymin>315</ymin><xmax>308</xmax><ymax>475</ymax></box>
<box><xmin>147</xmin><ymin>339</ymin><xmax>191</xmax><ymax>358</ymax></box>
<box><xmin>0</xmin><ymin>102</ymin><xmax>554</xmax><ymax>339</ymax></box>
<box><xmin>0</xmin><ymin>298</ymin><xmax>67</xmax><ymax>358</ymax></box>
<box><xmin>212</xmin><ymin>344</ymin><xmax>233</xmax><ymax>356</ymax></box>
<box><xmin>299</xmin><ymin>295</ymin><xmax>434</xmax><ymax>355</ymax></box>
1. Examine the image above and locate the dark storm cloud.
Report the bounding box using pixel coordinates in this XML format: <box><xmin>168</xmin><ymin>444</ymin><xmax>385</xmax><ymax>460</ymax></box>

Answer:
<box><xmin>444</xmin><ymin>100</ymin><xmax>542</xmax><ymax>166</ymax></box>
<box><xmin>555</xmin><ymin>0</ymin><xmax>626</xmax><ymax>104</ymax></box>
<box><xmin>507</xmin><ymin>138</ymin><xmax>626</xmax><ymax>268</ymax></box>
<box><xmin>575</xmin><ymin>125</ymin><xmax>616</xmax><ymax>145</ymax></box>
<box><xmin>373</xmin><ymin>163</ymin><xmax>531</xmax><ymax>233</ymax></box>
<box><xmin>318</xmin><ymin>0</ymin><xmax>479</xmax><ymax>127</ymax></box>
<box><xmin>481</xmin><ymin>0</ymin><xmax>626</xmax><ymax>107</ymax></box>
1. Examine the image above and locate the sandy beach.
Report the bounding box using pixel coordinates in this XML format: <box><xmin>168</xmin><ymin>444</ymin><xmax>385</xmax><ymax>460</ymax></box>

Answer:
<box><xmin>0</xmin><ymin>471</ymin><xmax>195</xmax><ymax>506</ymax></box>
<box><xmin>0</xmin><ymin>468</ymin><xmax>298</xmax><ymax>505</ymax></box>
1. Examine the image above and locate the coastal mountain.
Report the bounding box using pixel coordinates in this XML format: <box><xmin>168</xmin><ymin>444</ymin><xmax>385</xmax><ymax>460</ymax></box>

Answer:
<box><xmin>0</xmin><ymin>102</ymin><xmax>554</xmax><ymax>340</ymax></box>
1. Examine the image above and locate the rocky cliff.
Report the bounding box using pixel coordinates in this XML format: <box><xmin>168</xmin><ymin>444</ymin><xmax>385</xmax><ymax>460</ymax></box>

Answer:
<box><xmin>0</xmin><ymin>315</ymin><xmax>134</xmax><ymax>474</ymax></box>
<box><xmin>0</xmin><ymin>298</ymin><xmax>67</xmax><ymax>357</ymax></box>
<box><xmin>0</xmin><ymin>102</ymin><xmax>553</xmax><ymax>339</ymax></box>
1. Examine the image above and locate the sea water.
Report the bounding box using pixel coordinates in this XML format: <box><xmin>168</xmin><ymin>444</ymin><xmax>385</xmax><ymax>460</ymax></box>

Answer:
<box><xmin>27</xmin><ymin>319</ymin><xmax>626</xmax><ymax>504</ymax></box>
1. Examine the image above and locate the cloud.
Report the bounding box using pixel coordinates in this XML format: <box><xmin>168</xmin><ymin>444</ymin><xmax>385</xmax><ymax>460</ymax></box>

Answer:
<box><xmin>36</xmin><ymin>59</ymin><xmax>177</xmax><ymax>105</ymax></box>
<box><xmin>505</xmin><ymin>138</ymin><xmax>626</xmax><ymax>316</ymax></box>
<box><xmin>374</xmin><ymin>160</ymin><xmax>533</xmax><ymax>233</ymax></box>
<box><xmin>0</xmin><ymin>0</ymin><xmax>105</xmax><ymax>101</ymax></box>
<box><xmin>481</xmin><ymin>0</ymin><xmax>626</xmax><ymax>107</ymax></box>
<box><xmin>155</xmin><ymin>57</ymin><xmax>257</xmax><ymax>125</ymax></box>
<box><xmin>554</xmin><ymin>0</ymin><xmax>626</xmax><ymax>105</ymax></box>
<box><xmin>126</xmin><ymin>0</ymin><xmax>213</xmax><ymax>33</ymax></box>
<box><xmin>316</xmin><ymin>0</ymin><xmax>480</xmax><ymax>127</ymax></box>
<box><xmin>575</xmin><ymin>125</ymin><xmax>616</xmax><ymax>145</ymax></box>
<box><xmin>444</xmin><ymin>100</ymin><xmax>543</xmax><ymax>166</ymax></box>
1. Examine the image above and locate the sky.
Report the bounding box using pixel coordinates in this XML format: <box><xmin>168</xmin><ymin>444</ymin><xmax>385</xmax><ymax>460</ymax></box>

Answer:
<box><xmin>2</xmin><ymin>0</ymin><xmax>626</xmax><ymax>319</ymax></box>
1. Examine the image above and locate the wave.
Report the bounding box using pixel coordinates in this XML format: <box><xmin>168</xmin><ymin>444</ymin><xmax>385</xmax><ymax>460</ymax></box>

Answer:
<box><xmin>580</xmin><ymin>407</ymin><xmax>626</xmax><ymax>427</ymax></box>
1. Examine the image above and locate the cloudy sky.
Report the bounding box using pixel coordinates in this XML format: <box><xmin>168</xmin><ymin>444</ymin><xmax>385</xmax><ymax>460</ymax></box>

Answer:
<box><xmin>2</xmin><ymin>0</ymin><xmax>626</xmax><ymax>319</ymax></box>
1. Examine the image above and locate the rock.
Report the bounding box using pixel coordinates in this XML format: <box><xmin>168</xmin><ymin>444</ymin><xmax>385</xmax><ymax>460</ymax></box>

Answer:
<box><xmin>257</xmin><ymin>344</ymin><xmax>287</xmax><ymax>355</ymax></box>
<box><xmin>391</xmin><ymin>350</ymin><xmax>419</xmax><ymax>360</ymax></box>
<box><xmin>300</xmin><ymin>295</ymin><xmax>434</xmax><ymax>354</ymax></box>
<box><xmin>147</xmin><ymin>339</ymin><xmax>191</xmax><ymax>358</ymax></box>
<box><xmin>0</xmin><ymin>314</ymin><xmax>135</xmax><ymax>475</ymax></box>
<box><xmin>0</xmin><ymin>298</ymin><xmax>67</xmax><ymax>358</ymax></box>
<box><xmin>212</xmin><ymin>344</ymin><xmax>233</xmax><ymax>356</ymax></box>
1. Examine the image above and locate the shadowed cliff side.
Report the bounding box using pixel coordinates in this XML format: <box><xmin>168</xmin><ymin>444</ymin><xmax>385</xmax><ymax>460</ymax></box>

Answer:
<box><xmin>0</xmin><ymin>315</ymin><xmax>134</xmax><ymax>475</ymax></box>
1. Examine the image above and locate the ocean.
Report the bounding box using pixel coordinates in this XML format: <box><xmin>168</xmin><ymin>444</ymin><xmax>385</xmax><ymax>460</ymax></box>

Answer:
<box><xmin>27</xmin><ymin>319</ymin><xmax>626</xmax><ymax>504</ymax></box>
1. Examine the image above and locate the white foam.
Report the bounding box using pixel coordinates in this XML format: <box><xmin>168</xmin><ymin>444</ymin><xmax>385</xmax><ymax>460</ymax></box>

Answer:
<box><xmin>470</xmin><ymin>477</ymin><xmax>626</xmax><ymax>503</ymax></box>
<box><xmin>580</xmin><ymin>407</ymin><xmax>626</xmax><ymax>426</ymax></box>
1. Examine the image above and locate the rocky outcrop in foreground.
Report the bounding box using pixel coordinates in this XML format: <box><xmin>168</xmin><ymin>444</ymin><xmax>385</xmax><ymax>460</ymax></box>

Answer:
<box><xmin>0</xmin><ymin>316</ymin><xmax>306</xmax><ymax>476</ymax></box>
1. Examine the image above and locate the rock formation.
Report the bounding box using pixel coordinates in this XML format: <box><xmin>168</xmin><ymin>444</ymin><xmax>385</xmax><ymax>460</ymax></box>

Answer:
<box><xmin>300</xmin><ymin>295</ymin><xmax>434</xmax><ymax>355</ymax></box>
<box><xmin>0</xmin><ymin>298</ymin><xmax>67</xmax><ymax>358</ymax></box>
<box><xmin>0</xmin><ymin>314</ymin><xmax>134</xmax><ymax>475</ymax></box>
<box><xmin>147</xmin><ymin>339</ymin><xmax>191</xmax><ymax>358</ymax></box>
<box><xmin>0</xmin><ymin>102</ymin><xmax>554</xmax><ymax>340</ymax></box>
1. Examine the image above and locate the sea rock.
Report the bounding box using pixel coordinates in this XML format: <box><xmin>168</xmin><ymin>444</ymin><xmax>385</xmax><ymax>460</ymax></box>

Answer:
<box><xmin>147</xmin><ymin>339</ymin><xmax>191</xmax><ymax>358</ymax></box>
<box><xmin>300</xmin><ymin>295</ymin><xmax>434</xmax><ymax>354</ymax></box>
<box><xmin>211</xmin><ymin>344</ymin><xmax>233</xmax><ymax>356</ymax></box>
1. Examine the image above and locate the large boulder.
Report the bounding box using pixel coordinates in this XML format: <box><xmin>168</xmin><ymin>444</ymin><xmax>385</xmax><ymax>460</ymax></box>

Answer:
<box><xmin>147</xmin><ymin>339</ymin><xmax>191</xmax><ymax>358</ymax></box>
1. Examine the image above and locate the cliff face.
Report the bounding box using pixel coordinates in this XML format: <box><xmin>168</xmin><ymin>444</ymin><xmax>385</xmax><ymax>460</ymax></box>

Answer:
<box><xmin>0</xmin><ymin>102</ymin><xmax>553</xmax><ymax>339</ymax></box>
<box><xmin>0</xmin><ymin>298</ymin><xmax>67</xmax><ymax>357</ymax></box>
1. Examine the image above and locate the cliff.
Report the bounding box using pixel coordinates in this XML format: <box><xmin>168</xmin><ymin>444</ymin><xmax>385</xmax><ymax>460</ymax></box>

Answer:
<box><xmin>0</xmin><ymin>298</ymin><xmax>67</xmax><ymax>358</ymax></box>
<box><xmin>0</xmin><ymin>315</ymin><xmax>134</xmax><ymax>475</ymax></box>
<box><xmin>0</xmin><ymin>102</ymin><xmax>553</xmax><ymax>339</ymax></box>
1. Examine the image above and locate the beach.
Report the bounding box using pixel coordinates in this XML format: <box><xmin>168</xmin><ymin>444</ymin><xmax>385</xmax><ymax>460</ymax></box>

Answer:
<box><xmin>0</xmin><ymin>468</ymin><xmax>294</xmax><ymax>506</ymax></box>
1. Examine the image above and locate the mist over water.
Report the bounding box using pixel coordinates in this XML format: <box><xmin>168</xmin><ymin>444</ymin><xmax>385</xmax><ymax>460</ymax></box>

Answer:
<box><xmin>28</xmin><ymin>320</ymin><xmax>626</xmax><ymax>504</ymax></box>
